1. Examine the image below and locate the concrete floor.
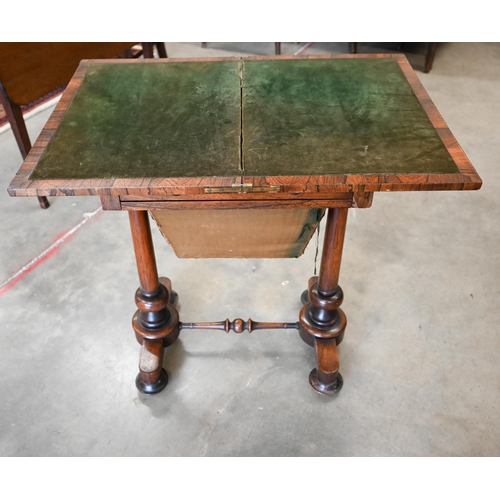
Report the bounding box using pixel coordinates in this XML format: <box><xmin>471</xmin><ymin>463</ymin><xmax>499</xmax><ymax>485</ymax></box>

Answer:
<box><xmin>0</xmin><ymin>42</ymin><xmax>499</xmax><ymax>457</ymax></box>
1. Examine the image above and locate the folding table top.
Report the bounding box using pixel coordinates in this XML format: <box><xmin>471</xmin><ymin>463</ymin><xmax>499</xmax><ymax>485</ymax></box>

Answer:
<box><xmin>9</xmin><ymin>55</ymin><xmax>481</xmax><ymax>199</ymax></box>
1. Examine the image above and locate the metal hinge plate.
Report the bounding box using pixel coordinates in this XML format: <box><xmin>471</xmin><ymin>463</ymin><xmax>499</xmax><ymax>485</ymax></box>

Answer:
<box><xmin>204</xmin><ymin>183</ymin><xmax>280</xmax><ymax>194</ymax></box>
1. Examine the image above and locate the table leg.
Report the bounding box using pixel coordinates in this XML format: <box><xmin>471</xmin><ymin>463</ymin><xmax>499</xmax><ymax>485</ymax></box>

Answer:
<box><xmin>299</xmin><ymin>207</ymin><xmax>348</xmax><ymax>395</ymax></box>
<box><xmin>129</xmin><ymin>211</ymin><xmax>180</xmax><ymax>394</ymax></box>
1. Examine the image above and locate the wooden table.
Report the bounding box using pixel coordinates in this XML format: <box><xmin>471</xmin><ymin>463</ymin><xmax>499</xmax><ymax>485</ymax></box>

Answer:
<box><xmin>8</xmin><ymin>54</ymin><xmax>482</xmax><ymax>396</ymax></box>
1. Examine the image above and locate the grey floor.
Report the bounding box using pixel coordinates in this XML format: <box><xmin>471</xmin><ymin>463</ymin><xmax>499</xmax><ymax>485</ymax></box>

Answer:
<box><xmin>0</xmin><ymin>42</ymin><xmax>499</xmax><ymax>457</ymax></box>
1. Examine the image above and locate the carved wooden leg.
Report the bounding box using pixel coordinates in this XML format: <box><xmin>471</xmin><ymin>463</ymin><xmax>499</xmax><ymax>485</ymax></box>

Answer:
<box><xmin>129</xmin><ymin>211</ymin><xmax>180</xmax><ymax>394</ymax></box>
<box><xmin>299</xmin><ymin>207</ymin><xmax>348</xmax><ymax>395</ymax></box>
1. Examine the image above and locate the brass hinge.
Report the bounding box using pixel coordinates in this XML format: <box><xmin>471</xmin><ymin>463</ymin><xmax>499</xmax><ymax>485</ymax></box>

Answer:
<box><xmin>204</xmin><ymin>183</ymin><xmax>280</xmax><ymax>194</ymax></box>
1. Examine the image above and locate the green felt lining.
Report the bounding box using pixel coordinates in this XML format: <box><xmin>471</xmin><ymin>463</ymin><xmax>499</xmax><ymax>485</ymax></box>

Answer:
<box><xmin>242</xmin><ymin>58</ymin><xmax>458</xmax><ymax>176</ymax></box>
<box><xmin>30</xmin><ymin>58</ymin><xmax>459</xmax><ymax>181</ymax></box>
<box><xmin>31</xmin><ymin>61</ymin><xmax>241</xmax><ymax>180</ymax></box>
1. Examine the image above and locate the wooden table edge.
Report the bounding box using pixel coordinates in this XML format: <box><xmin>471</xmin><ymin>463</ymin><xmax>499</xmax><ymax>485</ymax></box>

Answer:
<box><xmin>7</xmin><ymin>54</ymin><xmax>482</xmax><ymax>200</ymax></box>
<box><xmin>8</xmin><ymin>173</ymin><xmax>482</xmax><ymax>198</ymax></box>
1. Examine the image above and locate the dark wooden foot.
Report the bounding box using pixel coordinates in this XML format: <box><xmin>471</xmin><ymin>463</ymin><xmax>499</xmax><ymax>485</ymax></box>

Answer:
<box><xmin>299</xmin><ymin>208</ymin><xmax>349</xmax><ymax>396</ymax></box>
<box><xmin>129</xmin><ymin>211</ymin><xmax>180</xmax><ymax>394</ymax></box>
<box><xmin>38</xmin><ymin>195</ymin><xmax>50</xmax><ymax>209</ymax></box>
<box><xmin>136</xmin><ymin>369</ymin><xmax>168</xmax><ymax>394</ymax></box>
<box><xmin>309</xmin><ymin>338</ymin><xmax>343</xmax><ymax>395</ymax></box>
<box><xmin>309</xmin><ymin>369</ymin><xmax>343</xmax><ymax>395</ymax></box>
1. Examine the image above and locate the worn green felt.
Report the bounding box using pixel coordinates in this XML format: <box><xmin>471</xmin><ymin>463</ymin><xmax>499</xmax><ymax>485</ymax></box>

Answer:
<box><xmin>30</xmin><ymin>58</ymin><xmax>459</xmax><ymax>181</ymax></box>
<box><xmin>242</xmin><ymin>58</ymin><xmax>459</xmax><ymax>176</ymax></box>
<box><xmin>31</xmin><ymin>61</ymin><xmax>242</xmax><ymax>180</ymax></box>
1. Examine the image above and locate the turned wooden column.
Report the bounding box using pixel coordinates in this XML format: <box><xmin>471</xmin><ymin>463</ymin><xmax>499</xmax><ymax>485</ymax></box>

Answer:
<box><xmin>129</xmin><ymin>210</ymin><xmax>179</xmax><ymax>394</ymax></box>
<box><xmin>299</xmin><ymin>207</ymin><xmax>349</xmax><ymax>395</ymax></box>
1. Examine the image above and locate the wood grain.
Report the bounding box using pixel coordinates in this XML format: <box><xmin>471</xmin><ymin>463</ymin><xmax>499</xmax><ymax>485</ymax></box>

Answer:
<box><xmin>8</xmin><ymin>54</ymin><xmax>482</xmax><ymax>202</ymax></box>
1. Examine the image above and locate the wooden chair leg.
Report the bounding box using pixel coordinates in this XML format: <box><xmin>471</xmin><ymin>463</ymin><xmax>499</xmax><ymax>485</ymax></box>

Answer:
<box><xmin>154</xmin><ymin>42</ymin><xmax>168</xmax><ymax>58</ymax></box>
<box><xmin>0</xmin><ymin>84</ymin><xmax>50</xmax><ymax>209</ymax></box>
<box><xmin>141</xmin><ymin>42</ymin><xmax>155</xmax><ymax>59</ymax></box>
<box><xmin>142</xmin><ymin>42</ymin><xmax>167</xmax><ymax>59</ymax></box>
<box><xmin>424</xmin><ymin>42</ymin><xmax>437</xmax><ymax>73</ymax></box>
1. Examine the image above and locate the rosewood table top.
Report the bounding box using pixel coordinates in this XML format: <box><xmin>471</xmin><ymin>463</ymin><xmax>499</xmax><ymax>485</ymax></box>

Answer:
<box><xmin>8</xmin><ymin>54</ymin><xmax>481</xmax><ymax>203</ymax></box>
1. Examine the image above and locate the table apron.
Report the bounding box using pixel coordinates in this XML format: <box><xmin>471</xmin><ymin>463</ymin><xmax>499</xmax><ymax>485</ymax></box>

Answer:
<box><xmin>120</xmin><ymin>198</ymin><xmax>355</xmax><ymax>211</ymax></box>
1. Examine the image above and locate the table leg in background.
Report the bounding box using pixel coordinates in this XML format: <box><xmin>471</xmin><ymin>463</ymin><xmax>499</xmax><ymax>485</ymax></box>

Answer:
<box><xmin>128</xmin><ymin>210</ymin><xmax>180</xmax><ymax>394</ymax></box>
<box><xmin>299</xmin><ymin>207</ymin><xmax>348</xmax><ymax>395</ymax></box>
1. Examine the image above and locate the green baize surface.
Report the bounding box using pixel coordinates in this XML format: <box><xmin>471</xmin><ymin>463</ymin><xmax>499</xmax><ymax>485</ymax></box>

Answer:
<box><xmin>30</xmin><ymin>58</ymin><xmax>458</xmax><ymax>181</ymax></box>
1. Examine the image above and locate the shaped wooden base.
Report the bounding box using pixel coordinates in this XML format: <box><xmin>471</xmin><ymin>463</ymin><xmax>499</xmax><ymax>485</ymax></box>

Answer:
<box><xmin>129</xmin><ymin>207</ymin><xmax>349</xmax><ymax>397</ymax></box>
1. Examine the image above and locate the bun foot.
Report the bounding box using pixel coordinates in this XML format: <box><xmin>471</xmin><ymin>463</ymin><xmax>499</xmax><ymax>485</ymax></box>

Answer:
<box><xmin>136</xmin><ymin>368</ymin><xmax>169</xmax><ymax>394</ymax></box>
<box><xmin>309</xmin><ymin>369</ymin><xmax>343</xmax><ymax>396</ymax></box>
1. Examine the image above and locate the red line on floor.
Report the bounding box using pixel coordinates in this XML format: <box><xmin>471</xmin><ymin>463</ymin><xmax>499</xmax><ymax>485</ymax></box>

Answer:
<box><xmin>0</xmin><ymin>206</ymin><xmax>103</xmax><ymax>297</ymax></box>
<box><xmin>294</xmin><ymin>42</ymin><xmax>315</xmax><ymax>55</ymax></box>
<box><xmin>0</xmin><ymin>242</ymin><xmax>63</xmax><ymax>297</ymax></box>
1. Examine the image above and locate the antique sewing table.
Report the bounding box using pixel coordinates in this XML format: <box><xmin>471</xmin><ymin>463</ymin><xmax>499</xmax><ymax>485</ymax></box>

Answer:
<box><xmin>8</xmin><ymin>54</ymin><xmax>482</xmax><ymax>396</ymax></box>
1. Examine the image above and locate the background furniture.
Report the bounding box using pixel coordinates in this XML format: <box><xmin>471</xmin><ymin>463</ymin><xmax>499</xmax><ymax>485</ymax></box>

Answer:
<box><xmin>0</xmin><ymin>42</ymin><xmax>167</xmax><ymax>209</ymax></box>
<box><xmin>202</xmin><ymin>42</ymin><xmax>282</xmax><ymax>54</ymax></box>
<box><xmin>349</xmin><ymin>42</ymin><xmax>437</xmax><ymax>73</ymax></box>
